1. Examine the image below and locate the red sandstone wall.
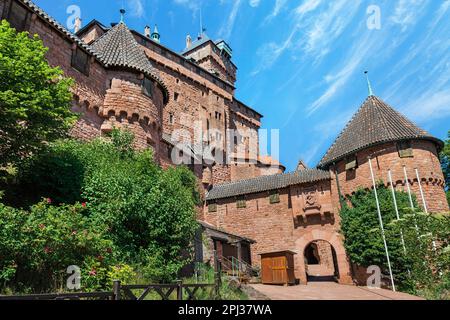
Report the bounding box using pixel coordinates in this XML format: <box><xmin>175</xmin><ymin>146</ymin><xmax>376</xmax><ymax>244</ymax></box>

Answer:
<box><xmin>332</xmin><ymin>140</ymin><xmax>448</xmax><ymax>213</ymax></box>
<box><xmin>204</xmin><ymin>181</ymin><xmax>353</xmax><ymax>284</ymax></box>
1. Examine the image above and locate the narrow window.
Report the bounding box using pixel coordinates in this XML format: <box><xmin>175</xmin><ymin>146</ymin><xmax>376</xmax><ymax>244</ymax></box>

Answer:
<box><xmin>169</xmin><ymin>113</ymin><xmax>174</xmax><ymax>124</ymax></box>
<box><xmin>71</xmin><ymin>48</ymin><xmax>90</xmax><ymax>76</ymax></box>
<box><xmin>269</xmin><ymin>191</ymin><xmax>280</xmax><ymax>204</ymax></box>
<box><xmin>236</xmin><ymin>197</ymin><xmax>246</xmax><ymax>209</ymax></box>
<box><xmin>397</xmin><ymin>141</ymin><xmax>413</xmax><ymax>158</ymax></box>
<box><xmin>208</xmin><ymin>203</ymin><xmax>217</xmax><ymax>213</ymax></box>
<box><xmin>7</xmin><ymin>1</ymin><xmax>30</xmax><ymax>31</ymax></box>
<box><xmin>345</xmin><ymin>155</ymin><xmax>358</xmax><ymax>171</ymax></box>
<box><xmin>174</xmin><ymin>92</ymin><xmax>179</xmax><ymax>101</ymax></box>
<box><xmin>142</xmin><ymin>77</ymin><xmax>152</xmax><ymax>97</ymax></box>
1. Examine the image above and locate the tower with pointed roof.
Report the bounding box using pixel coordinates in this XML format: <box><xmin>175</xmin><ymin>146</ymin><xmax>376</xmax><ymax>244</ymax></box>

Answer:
<box><xmin>151</xmin><ymin>24</ymin><xmax>160</xmax><ymax>43</ymax></box>
<box><xmin>319</xmin><ymin>75</ymin><xmax>448</xmax><ymax>213</ymax></box>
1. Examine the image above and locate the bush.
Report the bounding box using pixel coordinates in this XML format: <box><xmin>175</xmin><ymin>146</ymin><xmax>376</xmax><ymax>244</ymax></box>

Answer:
<box><xmin>0</xmin><ymin>200</ymin><xmax>112</xmax><ymax>293</ymax></box>
<box><xmin>340</xmin><ymin>185</ymin><xmax>450</xmax><ymax>298</ymax></box>
<box><xmin>340</xmin><ymin>185</ymin><xmax>415</xmax><ymax>289</ymax></box>
<box><xmin>3</xmin><ymin>129</ymin><xmax>200</xmax><ymax>289</ymax></box>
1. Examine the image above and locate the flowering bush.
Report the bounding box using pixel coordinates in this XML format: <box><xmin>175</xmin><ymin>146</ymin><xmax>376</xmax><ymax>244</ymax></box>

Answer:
<box><xmin>0</xmin><ymin>200</ymin><xmax>113</xmax><ymax>293</ymax></box>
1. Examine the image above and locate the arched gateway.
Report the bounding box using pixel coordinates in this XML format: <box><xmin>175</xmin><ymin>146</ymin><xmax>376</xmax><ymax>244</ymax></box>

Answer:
<box><xmin>294</xmin><ymin>230</ymin><xmax>353</xmax><ymax>285</ymax></box>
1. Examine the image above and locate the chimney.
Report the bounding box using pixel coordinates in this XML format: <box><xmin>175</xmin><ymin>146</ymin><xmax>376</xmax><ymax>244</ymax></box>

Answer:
<box><xmin>144</xmin><ymin>25</ymin><xmax>151</xmax><ymax>38</ymax></box>
<box><xmin>74</xmin><ymin>17</ymin><xmax>82</xmax><ymax>33</ymax></box>
<box><xmin>186</xmin><ymin>34</ymin><xmax>192</xmax><ymax>49</ymax></box>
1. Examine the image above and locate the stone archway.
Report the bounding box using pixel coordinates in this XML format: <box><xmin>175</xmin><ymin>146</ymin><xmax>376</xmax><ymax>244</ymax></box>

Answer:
<box><xmin>294</xmin><ymin>229</ymin><xmax>353</xmax><ymax>285</ymax></box>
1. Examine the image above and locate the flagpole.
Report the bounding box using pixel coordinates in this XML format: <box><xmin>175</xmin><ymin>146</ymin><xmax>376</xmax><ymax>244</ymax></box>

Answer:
<box><xmin>368</xmin><ymin>157</ymin><xmax>396</xmax><ymax>291</ymax></box>
<box><xmin>388</xmin><ymin>170</ymin><xmax>407</xmax><ymax>254</ymax></box>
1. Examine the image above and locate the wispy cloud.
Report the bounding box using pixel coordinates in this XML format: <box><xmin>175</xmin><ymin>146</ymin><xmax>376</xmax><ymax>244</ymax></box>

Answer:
<box><xmin>264</xmin><ymin>0</ymin><xmax>287</xmax><ymax>23</ymax></box>
<box><xmin>218</xmin><ymin>0</ymin><xmax>243</xmax><ymax>40</ymax></box>
<box><xmin>129</xmin><ymin>0</ymin><xmax>145</xmax><ymax>18</ymax></box>
<box><xmin>251</xmin><ymin>25</ymin><xmax>299</xmax><ymax>75</ymax></box>
<box><xmin>390</xmin><ymin>0</ymin><xmax>430</xmax><ymax>32</ymax></box>
<box><xmin>249</xmin><ymin>0</ymin><xmax>261</xmax><ymax>8</ymax></box>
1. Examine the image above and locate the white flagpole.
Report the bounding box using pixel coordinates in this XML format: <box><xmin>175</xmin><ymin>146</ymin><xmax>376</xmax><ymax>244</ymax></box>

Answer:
<box><xmin>414</xmin><ymin>168</ymin><xmax>428</xmax><ymax>214</ymax></box>
<box><xmin>403</xmin><ymin>165</ymin><xmax>419</xmax><ymax>232</ymax></box>
<box><xmin>388</xmin><ymin>170</ymin><xmax>407</xmax><ymax>254</ymax></box>
<box><xmin>369</xmin><ymin>157</ymin><xmax>396</xmax><ymax>291</ymax></box>
<box><xmin>403</xmin><ymin>166</ymin><xmax>415</xmax><ymax>209</ymax></box>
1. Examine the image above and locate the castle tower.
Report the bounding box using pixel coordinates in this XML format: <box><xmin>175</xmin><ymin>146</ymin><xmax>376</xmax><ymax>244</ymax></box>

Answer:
<box><xmin>151</xmin><ymin>24</ymin><xmax>160</xmax><ymax>43</ymax></box>
<box><xmin>319</xmin><ymin>89</ymin><xmax>448</xmax><ymax>213</ymax></box>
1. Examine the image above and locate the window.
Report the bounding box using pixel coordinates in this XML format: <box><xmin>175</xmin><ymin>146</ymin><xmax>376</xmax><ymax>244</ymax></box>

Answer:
<box><xmin>345</xmin><ymin>155</ymin><xmax>358</xmax><ymax>171</ymax></box>
<box><xmin>142</xmin><ymin>77</ymin><xmax>152</xmax><ymax>97</ymax></box>
<box><xmin>398</xmin><ymin>141</ymin><xmax>413</xmax><ymax>158</ymax></box>
<box><xmin>174</xmin><ymin>92</ymin><xmax>179</xmax><ymax>101</ymax></box>
<box><xmin>169</xmin><ymin>113</ymin><xmax>174</xmax><ymax>124</ymax></box>
<box><xmin>237</xmin><ymin>197</ymin><xmax>246</xmax><ymax>209</ymax></box>
<box><xmin>208</xmin><ymin>203</ymin><xmax>217</xmax><ymax>213</ymax></box>
<box><xmin>7</xmin><ymin>1</ymin><xmax>30</xmax><ymax>31</ymax></box>
<box><xmin>269</xmin><ymin>191</ymin><xmax>280</xmax><ymax>204</ymax></box>
<box><xmin>71</xmin><ymin>48</ymin><xmax>90</xmax><ymax>76</ymax></box>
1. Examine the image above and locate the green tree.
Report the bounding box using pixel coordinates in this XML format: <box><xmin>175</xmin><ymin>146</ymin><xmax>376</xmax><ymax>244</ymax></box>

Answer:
<box><xmin>441</xmin><ymin>131</ymin><xmax>450</xmax><ymax>206</ymax></box>
<box><xmin>340</xmin><ymin>186</ymin><xmax>416</xmax><ymax>290</ymax></box>
<box><xmin>0</xmin><ymin>20</ymin><xmax>75</xmax><ymax>167</ymax></box>
<box><xmin>8</xmin><ymin>129</ymin><xmax>200</xmax><ymax>283</ymax></box>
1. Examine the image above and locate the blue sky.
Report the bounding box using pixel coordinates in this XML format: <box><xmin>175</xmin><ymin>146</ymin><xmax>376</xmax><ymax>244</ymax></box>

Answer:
<box><xmin>34</xmin><ymin>0</ymin><xmax>450</xmax><ymax>171</ymax></box>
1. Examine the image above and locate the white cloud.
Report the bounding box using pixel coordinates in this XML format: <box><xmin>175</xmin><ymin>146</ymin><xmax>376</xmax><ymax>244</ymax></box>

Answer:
<box><xmin>129</xmin><ymin>0</ymin><xmax>145</xmax><ymax>18</ymax></box>
<box><xmin>406</xmin><ymin>90</ymin><xmax>450</xmax><ymax>121</ymax></box>
<box><xmin>218</xmin><ymin>0</ymin><xmax>243</xmax><ymax>40</ymax></box>
<box><xmin>390</xmin><ymin>0</ymin><xmax>430</xmax><ymax>32</ymax></box>
<box><xmin>264</xmin><ymin>0</ymin><xmax>287</xmax><ymax>22</ymax></box>
<box><xmin>249</xmin><ymin>0</ymin><xmax>261</xmax><ymax>8</ymax></box>
<box><xmin>295</xmin><ymin>0</ymin><xmax>321</xmax><ymax>17</ymax></box>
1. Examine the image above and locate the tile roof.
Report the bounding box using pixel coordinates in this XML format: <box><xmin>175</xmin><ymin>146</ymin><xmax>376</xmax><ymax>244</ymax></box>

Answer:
<box><xmin>20</xmin><ymin>0</ymin><xmax>100</xmax><ymax>58</ymax></box>
<box><xmin>91</xmin><ymin>22</ymin><xmax>169</xmax><ymax>102</ymax></box>
<box><xmin>18</xmin><ymin>1</ymin><xmax>169</xmax><ymax>103</ymax></box>
<box><xmin>318</xmin><ymin>95</ymin><xmax>443</xmax><ymax>168</ymax></box>
<box><xmin>205</xmin><ymin>169</ymin><xmax>330</xmax><ymax>201</ymax></box>
<box><xmin>181</xmin><ymin>34</ymin><xmax>211</xmax><ymax>55</ymax></box>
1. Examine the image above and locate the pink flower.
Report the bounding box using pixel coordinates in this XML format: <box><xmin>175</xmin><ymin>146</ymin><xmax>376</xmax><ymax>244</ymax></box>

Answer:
<box><xmin>39</xmin><ymin>224</ymin><xmax>45</xmax><ymax>230</ymax></box>
<box><xmin>44</xmin><ymin>247</ymin><xmax>52</xmax><ymax>254</ymax></box>
<box><xmin>71</xmin><ymin>230</ymin><xmax>77</xmax><ymax>236</ymax></box>
<box><xmin>89</xmin><ymin>269</ymin><xmax>97</xmax><ymax>276</ymax></box>
<box><xmin>81</xmin><ymin>202</ymin><xmax>86</xmax><ymax>208</ymax></box>
<box><xmin>47</xmin><ymin>198</ymin><xmax>52</xmax><ymax>204</ymax></box>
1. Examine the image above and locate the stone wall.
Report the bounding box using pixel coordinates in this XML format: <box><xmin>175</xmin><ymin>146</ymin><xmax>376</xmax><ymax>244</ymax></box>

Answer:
<box><xmin>204</xmin><ymin>179</ymin><xmax>353</xmax><ymax>284</ymax></box>
<box><xmin>332</xmin><ymin>140</ymin><xmax>448</xmax><ymax>213</ymax></box>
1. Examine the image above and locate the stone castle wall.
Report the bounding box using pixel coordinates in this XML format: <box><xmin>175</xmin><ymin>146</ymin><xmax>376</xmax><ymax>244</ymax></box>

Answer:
<box><xmin>332</xmin><ymin>140</ymin><xmax>449</xmax><ymax>213</ymax></box>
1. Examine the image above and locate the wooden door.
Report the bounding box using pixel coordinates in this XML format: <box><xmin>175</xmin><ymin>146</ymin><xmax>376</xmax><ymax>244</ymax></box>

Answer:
<box><xmin>261</xmin><ymin>257</ymin><xmax>273</xmax><ymax>284</ymax></box>
<box><xmin>272</xmin><ymin>256</ymin><xmax>287</xmax><ymax>284</ymax></box>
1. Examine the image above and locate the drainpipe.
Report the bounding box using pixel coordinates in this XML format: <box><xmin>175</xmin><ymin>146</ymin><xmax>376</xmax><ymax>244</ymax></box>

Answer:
<box><xmin>333</xmin><ymin>162</ymin><xmax>345</xmax><ymax>209</ymax></box>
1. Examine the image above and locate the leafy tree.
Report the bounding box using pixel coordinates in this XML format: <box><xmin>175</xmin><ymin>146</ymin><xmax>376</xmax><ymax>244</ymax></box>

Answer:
<box><xmin>441</xmin><ymin>131</ymin><xmax>450</xmax><ymax>206</ymax></box>
<box><xmin>7</xmin><ymin>129</ymin><xmax>200</xmax><ymax>283</ymax></box>
<box><xmin>0</xmin><ymin>20</ymin><xmax>76</xmax><ymax>168</ymax></box>
<box><xmin>389</xmin><ymin>211</ymin><xmax>450</xmax><ymax>299</ymax></box>
<box><xmin>0</xmin><ymin>200</ymin><xmax>112</xmax><ymax>293</ymax></box>
<box><xmin>340</xmin><ymin>186</ymin><xmax>417</xmax><ymax>290</ymax></box>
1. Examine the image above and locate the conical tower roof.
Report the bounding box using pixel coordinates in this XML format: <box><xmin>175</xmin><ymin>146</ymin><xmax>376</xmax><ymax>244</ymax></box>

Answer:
<box><xmin>91</xmin><ymin>22</ymin><xmax>168</xmax><ymax>102</ymax></box>
<box><xmin>318</xmin><ymin>95</ymin><xmax>443</xmax><ymax>168</ymax></box>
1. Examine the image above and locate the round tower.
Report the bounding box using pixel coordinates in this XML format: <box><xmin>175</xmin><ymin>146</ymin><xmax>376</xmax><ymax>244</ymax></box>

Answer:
<box><xmin>90</xmin><ymin>22</ymin><xmax>169</xmax><ymax>154</ymax></box>
<box><xmin>319</xmin><ymin>95</ymin><xmax>448</xmax><ymax>213</ymax></box>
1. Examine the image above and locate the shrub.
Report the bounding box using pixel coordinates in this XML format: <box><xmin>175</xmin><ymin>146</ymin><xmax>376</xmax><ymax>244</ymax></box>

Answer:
<box><xmin>4</xmin><ymin>129</ymin><xmax>200</xmax><ymax>287</ymax></box>
<box><xmin>0</xmin><ymin>200</ymin><xmax>112</xmax><ymax>293</ymax></box>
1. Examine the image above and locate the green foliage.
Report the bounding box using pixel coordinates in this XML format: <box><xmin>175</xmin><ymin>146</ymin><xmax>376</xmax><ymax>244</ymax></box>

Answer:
<box><xmin>389</xmin><ymin>212</ymin><xmax>450</xmax><ymax>299</ymax></box>
<box><xmin>340</xmin><ymin>185</ymin><xmax>415</xmax><ymax>288</ymax></box>
<box><xmin>447</xmin><ymin>191</ymin><xmax>450</xmax><ymax>207</ymax></box>
<box><xmin>441</xmin><ymin>131</ymin><xmax>450</xmax><ymax>188</ymax></box>
<box><xmin>3</xmin><ymin>129</ymin><xmax>200</xmax><ymax>290</ymax></box>
<box><xmin>340</xmin><ymin>186</ymin><xmax>450</xmax><ymax>298</ymax></box>
<box><xmin>0</xmin><ymin>200</ymin><xmax>112</xmax><ymax>293</ymax></box>
<box><xmin>0</xmin><ymin>20</ymin><xmax>76</xmax><ymax>167</ymax></box>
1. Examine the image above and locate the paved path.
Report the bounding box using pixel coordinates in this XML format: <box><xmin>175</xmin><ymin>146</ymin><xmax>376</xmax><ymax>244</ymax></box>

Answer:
<box><xmin>249</xmin><ymin>282</ymin><xmax>423</xmax><ymax>300</ymax></box>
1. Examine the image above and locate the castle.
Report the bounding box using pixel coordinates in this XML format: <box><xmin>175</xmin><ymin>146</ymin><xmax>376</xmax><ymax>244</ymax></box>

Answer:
<box><xmin>2</xmin><ymin>0</ymin><xmax>448</xmax><ymax>285</ymax></box>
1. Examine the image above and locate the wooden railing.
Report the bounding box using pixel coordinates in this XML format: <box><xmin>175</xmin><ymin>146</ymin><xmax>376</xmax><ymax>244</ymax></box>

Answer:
<box><xmin>0</xmin><ymin>280</ymin><xmax>220</xmax><ymax>301</ymax></box>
